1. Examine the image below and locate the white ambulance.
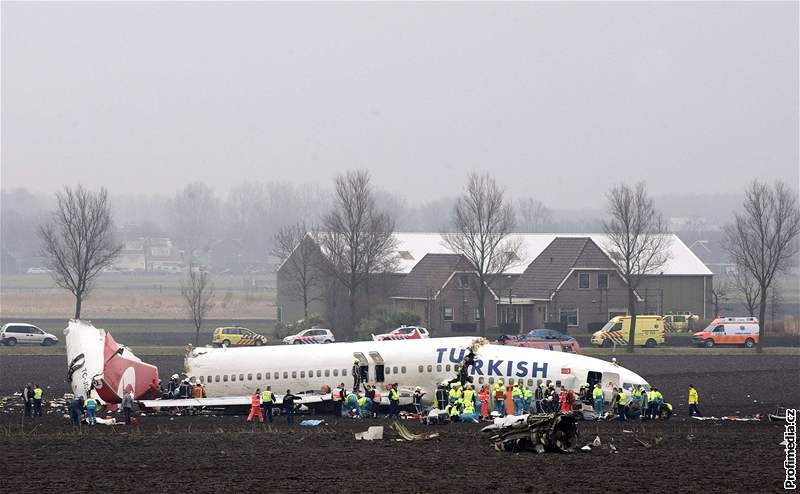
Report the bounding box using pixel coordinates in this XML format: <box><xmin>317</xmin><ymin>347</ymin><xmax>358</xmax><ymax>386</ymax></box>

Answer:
<box><xmin>692</xmin><ymin>317</ymin><xmax>760</xmax><ymax>348</ymax></box>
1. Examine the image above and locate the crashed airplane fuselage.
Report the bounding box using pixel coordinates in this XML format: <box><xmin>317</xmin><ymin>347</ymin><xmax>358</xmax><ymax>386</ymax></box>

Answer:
<box><xmin>65</xmin><ymin>319</ymin><xmax>160</xmax><ymax>404</ymax></box>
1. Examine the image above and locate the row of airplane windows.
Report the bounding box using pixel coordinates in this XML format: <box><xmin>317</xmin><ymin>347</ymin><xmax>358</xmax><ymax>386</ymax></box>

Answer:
<box><xmin>196</xmin><ymin>363</ymin><xmax>543</xmax><ymax>388</ymax></box>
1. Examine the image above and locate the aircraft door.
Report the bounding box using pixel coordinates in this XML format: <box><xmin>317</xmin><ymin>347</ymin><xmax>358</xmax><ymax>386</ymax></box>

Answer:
<box><xmin>368</xmin><ymin>351</ymin><xmax>385</xmax><ymax>383</ymax></box>
<box><xmin>586</xmin><ymin>371</ymin><xmax>602</xmax><ymax>388</ymax></box>
<box><xmin>601</xmin><ymin>372</ymin><xmax>620</xmax><ymax>400</ymax></box>
<box><xmin>354</xmin><ymin>352</ymin><xmax>369</xmax><ymax>384</ymax></box>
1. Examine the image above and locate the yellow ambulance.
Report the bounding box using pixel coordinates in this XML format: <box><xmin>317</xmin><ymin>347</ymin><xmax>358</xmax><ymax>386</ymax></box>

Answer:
<box><xmin>591</xmin><ymin>315</ymin><xmax>665</xmax><ymax>348</ymax></box>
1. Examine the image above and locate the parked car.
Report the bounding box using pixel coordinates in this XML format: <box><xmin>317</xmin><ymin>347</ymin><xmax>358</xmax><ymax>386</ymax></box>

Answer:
<box><xmin>1</xmin><ymin>323</ymin><xmax>59</xmax><ymax>346</ymax></box>
<box><xmin>212</xmin><ymin>326</ymin><xmax>268</xmax><ymax>347</ymax></box>
<box><xmin>26</xmin><ymin>267</ymin><xmax>51</xmax><ymax>274</ymax></box>
<box><xmin>372</xmin><ymin>326</ymin><xmax>430</xmax><ymax>341</ymax></box>
<box><xmin>494</xmin><ymin>334</ymin><xmax>581</xmax><ymax>354</ymax></box>
<box><xmin>282</xmin><ymin>328</ymin><xmax>335</xmax><ymax>345</ymax></box>
<box><xmin>527</xmin><ymin>328</ymin><xmax>572</xmax><ymax>341</ymax></box>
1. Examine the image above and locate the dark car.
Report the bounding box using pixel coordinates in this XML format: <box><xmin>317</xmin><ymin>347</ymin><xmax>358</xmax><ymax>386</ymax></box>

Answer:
<box><xmin>527</xmin><ymin>328</ymin><xmax>571</xmax><ymax>341</ymax></box>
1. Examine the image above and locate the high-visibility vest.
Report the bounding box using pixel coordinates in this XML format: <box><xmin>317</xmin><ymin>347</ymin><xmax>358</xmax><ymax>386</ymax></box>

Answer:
<box><xmin>618</xmin><ymin>391</ymin><xmax>628</xmax><ymax>406</ymax></box>
<box><xmin>493</xmin><ymin>384</ymin><xmax>505</xmax><ymax>400</ymax></box>
<box><xmin>512</xmin><ymin>386</ymin><xmax>522</xmax><ymax>398</ymax></box>
<box><xmin>688</xmin><ymin>388</ymin><xmax>698</xmax><ymax>404</ymax></box>
<box><xmin>523</xmin><ymin>388</ymin><xmax>533</xmax><ymax>399</ymax></box>
<box><xmin>262</xmin><ymin>390</ymin><xmax>273</xmax><ymax>402</ymax></box>
<box><xmin>390</xmin><ymin>389</ymin><xmax>400</xmax><ymax>401</ymax></box>
<box><xmin>84</xmin><ymin>398</ymin><xmax>97</xmax><ymax>409</ymax></box>
<box><xmin>448</xmin><ymin>389</ymin><xmax>460</xmax><ymax>402</ymax></box>
<box><xmin>357</xmin><ymin>397</ymin><xmax>367</xmax><ymax>407</ymax></box>
<box><xmin>462</xmin><ymin>389</ymin><xmax>475</xmax><ymax>404</ymax></box>
<box><xmin>592</xmin><ymin>387</ymin><xmax>603</xmax><ymax>399</ymax></box>
<box><xmin>33</xmin><ymin>388</ymin><xmax>43</xmax><ymax>400</ymax></box>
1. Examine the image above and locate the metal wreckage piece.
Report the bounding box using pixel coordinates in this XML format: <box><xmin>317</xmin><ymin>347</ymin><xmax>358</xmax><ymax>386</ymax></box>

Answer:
<box><xmin>485</xmin><ymin>413</ymin><xmax>579</xmax><ymax>454</ymax></box>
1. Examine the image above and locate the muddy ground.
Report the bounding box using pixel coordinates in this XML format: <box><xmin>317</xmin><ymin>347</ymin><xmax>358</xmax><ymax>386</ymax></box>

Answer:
<box><xmin>0</xmin><ymin>353</ymin><xmax>797</xmax><ymax>492</ymax></box>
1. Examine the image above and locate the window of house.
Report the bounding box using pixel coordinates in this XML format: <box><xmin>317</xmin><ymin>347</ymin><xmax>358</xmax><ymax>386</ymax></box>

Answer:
<box><xmin>579</xmin><ymin>272</ymin><xmax>590</xmax><ymax>289</ymax></box>
<box><xmin>459</xmin><ymin>274</ymin><xmax>469</xmax><ymax>288</ymax></box>
<box><xmin>443</xmin><ymin>306</ymin><xmax>454</xmax><ymax>321</ymax></box>
<box><xmin>560</xmin><ymin>308</ymin><xmax>579</xmax><ymax>327</ymax></box>
<box><xmin>276</xmin><ymin>307</ymin><xmax>283</xmax><ymax>322</ymax></box>
<box><xmin>474</xmin><ymin>307</ymin><xmax>481</xmax><ymax>321</ymax></box>
<box><xmin>597</xmin><ymin>272</ymin><xmax>609</xmax><ymax>289</ymax></box>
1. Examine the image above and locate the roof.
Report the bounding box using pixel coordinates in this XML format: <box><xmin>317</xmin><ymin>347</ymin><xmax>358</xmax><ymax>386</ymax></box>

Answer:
<box><xmin>387</xmin><ymin>233</ymin><xmax>712</xmax><ymax>276</ymax></box>
<box><xmin>512</xmin><ymin>238</ymin><xmax>593</xmax><ymax>299</ymax></box>
<box><xmin>392</xmin><ymin>254</ymin><xmax>474</xmax><ymax>299</ymax></box>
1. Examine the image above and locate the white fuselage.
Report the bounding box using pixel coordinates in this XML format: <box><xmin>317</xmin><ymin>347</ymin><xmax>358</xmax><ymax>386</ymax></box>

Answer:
<box><xmin>186</xmin><ymin>337</ymin><xmax>648</xmax><ymax>403</ymax></box>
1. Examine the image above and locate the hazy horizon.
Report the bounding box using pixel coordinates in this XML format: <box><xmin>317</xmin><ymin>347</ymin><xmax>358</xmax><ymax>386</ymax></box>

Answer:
<box><xmin>2</xmin><ymin>2</ymin><xmax>798</xmax><ymax>209</ymax></box>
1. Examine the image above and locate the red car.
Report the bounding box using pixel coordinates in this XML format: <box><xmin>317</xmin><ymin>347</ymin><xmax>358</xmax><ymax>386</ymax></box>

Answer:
<box><xmin>493</xmin><ymin>334</ymin><xmax>582</xmax><ymax>354</ymax></box>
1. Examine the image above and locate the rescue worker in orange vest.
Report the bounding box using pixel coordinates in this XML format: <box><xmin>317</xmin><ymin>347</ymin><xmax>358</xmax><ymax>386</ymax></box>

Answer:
<box><xmin>478</xmin><ymin>385</ymin><xmax>490</xmax><ymax>419</ymax></box>
<box><xmin>247</xmin><ymin>389</ymin><xmax>264</xmax><ymax>423</ymax></box>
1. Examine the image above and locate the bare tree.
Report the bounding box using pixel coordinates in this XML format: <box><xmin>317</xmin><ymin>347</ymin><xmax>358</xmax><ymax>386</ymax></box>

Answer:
<box><xmin>731</xmin><ymin>267</ymin><xmax>760</xmax><ymax>317</ymax></box>
<box><xmin>603</xmin><ymin>182</ymin><xmax>671</xmax><ymax>353</ymax></box>
<box><xmin>181</xmin><ymin>266</ymin><xmax>215</xmax><ymax>346</ymax></box>
<box><xmin>442</xmin><ymin>173</ymin><xmax>521</xmax><ymax>336</ymax></box>
<box><xmin>517</xmin><ymin>198</ymin><xmax>552</xmax><ymax>233</ymax></box>
<box><xmin>39</xmin><ymin>186</ymin><xmax>122</xmax><ymax>319</ymax></box>
<box><xmin>710</xmin><ymin>275</ymin><xmax>729</xmax><ymax>318</ymax></box>
<box><xmin>318</xmin><ymin>170</ymin><xmax>396</xmax><ymax>339</ymax></box>
<box><xmin>272</xmin><ymin>221</ymin><xmax>324</xmax><ymax>319</ymax></box>
<box><xmin>724</xmin><ymin>181</ymin><xmax>800</xmax><ymax>350</ymax></box>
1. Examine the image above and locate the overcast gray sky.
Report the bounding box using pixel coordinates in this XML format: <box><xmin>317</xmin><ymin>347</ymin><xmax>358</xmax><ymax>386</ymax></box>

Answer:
<box><xmin>2</xmin><ymin>2</ymin><xmax>797</xmax><ymax>208</ymax></box>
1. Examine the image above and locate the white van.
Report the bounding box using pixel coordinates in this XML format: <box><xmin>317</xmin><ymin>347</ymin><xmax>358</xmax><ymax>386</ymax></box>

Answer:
<box><xmin>692</xmin><ymin>317</ymin><xmax>760</xmax><ymax>348</ymax></box>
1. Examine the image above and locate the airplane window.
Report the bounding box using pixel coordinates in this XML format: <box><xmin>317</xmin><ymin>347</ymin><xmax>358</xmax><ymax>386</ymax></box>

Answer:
<box><xmin>418</xmin><ymin>365</ymin><xmax>424</xmax><ymax>373</ymax></box>
<box><xmin>300</xmin><ymin>371</ymin><xmax>305</xmax><ymax>378</ymax></box>
<box><xmin>427</xmin><ymin>365</ymin><xmax>433</xmax><ymax>373</ymax></box>
<box><xmin>274</xmin><ymin>372</ymin><xmax>279</xmax><ymax>379</ymax></box>
<box><xmin>445</xmin><ymin>365</ymin><xmax>451</xmax><ymax>372</ymax></box>
<box><xmin>231</xmin><ymin>374</ymin><xmax>236</xmax><ymax>382</ymax></box>
<box><xmin>555</xmin><ymin>380</ymin><xmax>562</xmax><ymax>387</ymax></box>
<box><xmin>436</xmin><ymin>365</ymin><xmax>442</xmax><ymax>372</ymax></box>
<box><xmin>283</xmin><ymin>372</ymin><xmax>288</xmax><ymax>379</ymax></box>
<box><xmin>333</xmin><ymin>369</ymin><xmax>339</xmax><ymax>377</ymax></box>
<box><xmin>308</xmin><ymin>370</ymin><xmax>313</xmax><ymax>377</ymax></box>
<box><xmin>488</xmin><ymin>377</ymin><xmax>494</xmax><ymax>384</ymax></box>
<box><xmin>198</xmin><ymin>376</ymin><xmax>204</xmax><ymax>383</ymax></box>
<box><xmin>393</xmin><ymin>366</ymin><xmax>399</xmax><ymax>374</ymax></box>
<box><xmin>248</xmin><ymin>373</ymin><xmax>253</xmax><ymax>380</ymax></box>
<box><xmin>264</xmin><ymin>372</ymin><xmax>269</xmax><ymax>380</ymax></box>
<box><xmin>256</xmin><ymin>373</ymin><xmax>261</xmax><ymax>380</ymax></box>
<box><xmin>454</xmin><ymin>364</ymin><xmax>460</xmax><ymax>372</ymax></box>
<box><xmin>401</xmin><ymin>366</ymin><xmax>406</xmax><ymax>374</ymax></box>
<box><xmin>342</xmin><ymin>369</ymin><xmax>347</xmax><ymax>376</ymax></box>
<box><xmin>239</xmin><ymin>374</ymin><xmax>244</xmax><ymax>381</ymax></box>
<box><xmin>386</xmin><ymin>367</ymin><xmax>391</xmax><ymax>375</ymax></box>
<box><xmin>325</xmin><ymin>369</ymin><xmax>330</xmax><ymax>377</ymax></box>
<box><xmin>478</xmin><ymin>377</ymin><xmax>484</xmax><ymax>385</ymax></box>
<box><xmin>316</xmin><ymin>370</ymin><xmax>321</xmax><ymax>377</ymax></box>
<box><xmin>223</xmin><ymin>375</ymin><xmax>228</xmax><ymax>382</ymax></box>
<box><xmin>292</xmin><ymin>371</ymin><xmax>297</xmax><ymax>378</ymax></box>
<box><xmin>527</xmin><ymin>379</ymin><xmax>533</xmax><ymax>387</ymax></box>
<box><xmin>215</xmin><ymin>375</ymin><xmax>220</xmax><ymax>383</ymax></box>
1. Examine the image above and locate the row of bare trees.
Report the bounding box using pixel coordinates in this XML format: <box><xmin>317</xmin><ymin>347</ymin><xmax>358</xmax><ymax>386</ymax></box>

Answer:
<box><xmin>37</xmin><ymin>175</ymin><xmax>797</xmax><ymax>349</ymax></box>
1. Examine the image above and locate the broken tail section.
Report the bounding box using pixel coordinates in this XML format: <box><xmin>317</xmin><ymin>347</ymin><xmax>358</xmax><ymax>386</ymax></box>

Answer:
<box><xmin>64</xmin><ymin>320</ymin><xmax>160</xmax><ymax>405</ymax></box>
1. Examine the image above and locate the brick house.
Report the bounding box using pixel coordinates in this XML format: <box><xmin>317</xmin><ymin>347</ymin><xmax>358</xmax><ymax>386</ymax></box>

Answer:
<box><xmin>390</xmin><ymin>254</ymin><xmax>498</xmax><ymax>334</ymax></box>
<box><xmin>505</xmin><ymin>237</ymin><xmax>637</xmax><ymax>333</ymax></box>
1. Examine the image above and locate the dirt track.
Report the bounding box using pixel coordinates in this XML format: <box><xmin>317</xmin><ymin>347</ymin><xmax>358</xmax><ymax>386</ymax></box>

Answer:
<box><xmin>0</xmin><ymin>353</ymin><xmax>797</xmax><ymax>492</ymax></box>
